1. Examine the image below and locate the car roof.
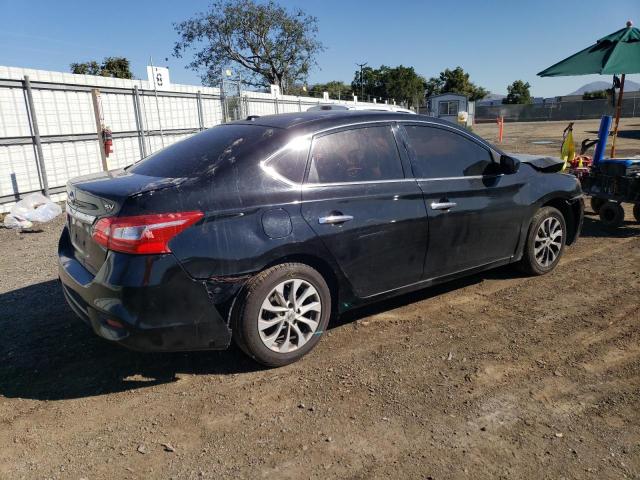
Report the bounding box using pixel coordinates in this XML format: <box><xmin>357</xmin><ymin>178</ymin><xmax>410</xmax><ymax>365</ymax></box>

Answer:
<box><xmin>233</xmin><ymin>111</ymin><xmax>454</xmax><ymax>132</ymax></box>
<box><xmin>306</xmin><ymin>104</ymin><xmax>416</xmax><ymax>114</ymax></box>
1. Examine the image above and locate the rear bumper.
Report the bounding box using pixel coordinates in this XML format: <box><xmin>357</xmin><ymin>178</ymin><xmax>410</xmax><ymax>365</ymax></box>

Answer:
<box><xmin>58</xmin><ymin>226</ymin><xmax>233</xmax><ymax>352</ymax></box>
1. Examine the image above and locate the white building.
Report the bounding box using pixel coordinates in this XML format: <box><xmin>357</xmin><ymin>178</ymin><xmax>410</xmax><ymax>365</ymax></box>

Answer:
<box><xmin>425</xmin><ymin>93</ymin><xmax>474</xmax><ymax>125</ymax></box>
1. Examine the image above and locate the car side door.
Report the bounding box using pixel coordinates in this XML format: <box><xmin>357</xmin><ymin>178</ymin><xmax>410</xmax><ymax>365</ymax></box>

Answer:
<box><xmin>300</xmin><ymin>123</ymin><xmax>428</xmax><ymax>298</ymax></box>
<box><xmin>400</xmin><ymin>123</ymin><xmax>527</xmax><ymax>279</ymax></box>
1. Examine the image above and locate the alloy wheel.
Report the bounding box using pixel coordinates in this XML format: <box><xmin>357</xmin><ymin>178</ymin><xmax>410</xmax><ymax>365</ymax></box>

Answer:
<box><xmin>258</xmin><ymin>279</ymin><xmax>322</xmax><ymax>353</ymax></box>
<box><xmin>534</xmin><ymin>216</ymin><xmax>563</xmax><ymax>267</ymax></box>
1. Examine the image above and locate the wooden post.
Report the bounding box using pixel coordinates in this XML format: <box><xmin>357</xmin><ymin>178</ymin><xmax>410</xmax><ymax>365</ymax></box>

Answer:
<box><xmin>610</xmin><ymin>73</ymin><xmax>625</xmax><ymax>158</ymax></box>
<box><xmin>91</xmin><ymin>89</ymin><xmax>108</xmax><ymax>171</ymax></box>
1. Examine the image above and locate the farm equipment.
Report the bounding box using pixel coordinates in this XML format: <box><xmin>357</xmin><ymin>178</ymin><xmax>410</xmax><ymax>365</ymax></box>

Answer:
<box><xmin>571</xmin><ymin>115</ymin><xmax>640</xmax><ymax>228</ymax></box>
<box><xmin>538</xmin><ymin>20</ymin><xmax>640</xmax><ymax>227</ymax></box>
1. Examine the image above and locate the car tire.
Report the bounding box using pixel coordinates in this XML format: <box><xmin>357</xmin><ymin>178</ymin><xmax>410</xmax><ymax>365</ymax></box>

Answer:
<box><xmin>231</xmin><ymin>263</ymin><xmax>331</xmax><ymax>367</ymax></box>
<box><xmin>590</xmin><ymin>197</ymin><xmax>606</xmax><ymax>213</ymax></box>
<box><xmin>599</xmin><ymin>202</ymin><xmax>625</xmax><ymax>228</ymax></box>
<box><xmin>518</xmin><ymin>206</ymin><xmax>566</xmax><ymax>276</ymax></box>
<box><xmin>633</xmin><ymin>204</ymin><xmax>640</xmax><ymax>223</ymax></box>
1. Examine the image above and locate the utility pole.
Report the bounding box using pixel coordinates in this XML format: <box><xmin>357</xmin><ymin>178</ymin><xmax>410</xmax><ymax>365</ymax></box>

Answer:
<box><xmin>356</xmin><ymin>62</ymin><xmax>367</xmax><ymax>101</ymax></box>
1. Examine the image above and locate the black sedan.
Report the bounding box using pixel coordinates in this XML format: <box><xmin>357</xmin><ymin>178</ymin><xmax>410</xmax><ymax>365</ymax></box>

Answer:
<box><xmin>59</xmin><ymin>111</ymin><xmax>584</xmax><ymax>366</ymax></box>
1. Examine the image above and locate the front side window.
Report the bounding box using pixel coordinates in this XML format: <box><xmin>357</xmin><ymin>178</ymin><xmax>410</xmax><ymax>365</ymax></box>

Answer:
<box><xmin>307</xmin><ymin>125</ymin><xmax>404</xmax><ymax>184</ymax></box>
<box><xmin>403</xmin><ymin>125</ymin><xmax>494</xmax><ymax>178</ymax></box>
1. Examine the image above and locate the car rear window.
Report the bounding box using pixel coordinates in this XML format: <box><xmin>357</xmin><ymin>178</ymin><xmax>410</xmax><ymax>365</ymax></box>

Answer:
<box><xmin>129</xmin><ymin>124</ymin><xmax>275</xmax><ymax>178</ymax></box>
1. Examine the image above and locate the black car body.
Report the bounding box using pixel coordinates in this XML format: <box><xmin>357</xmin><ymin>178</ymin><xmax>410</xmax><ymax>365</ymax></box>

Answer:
<box><xmin>59</xmin><ymin>112</ymin><xmax>583</xmax><ymax>365</ymax></box>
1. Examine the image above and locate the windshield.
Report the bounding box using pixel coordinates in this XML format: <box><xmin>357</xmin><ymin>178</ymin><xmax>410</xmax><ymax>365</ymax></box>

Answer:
<box><xmin>129</xmin><ymin>124</ymin><xmax>276</xmax><ymax>178</ymax></box>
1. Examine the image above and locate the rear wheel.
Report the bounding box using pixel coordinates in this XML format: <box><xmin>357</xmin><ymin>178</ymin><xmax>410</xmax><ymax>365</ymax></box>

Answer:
<box><xmin>599</xmin><ymin>201</ymin><xmax>625</xmax><ymax>228</ymax></box>
<box><xmin>633</xmin><ymin>203</ymin><xmax>640</xmax><ymax>223</ymax></box>
<box><xmin>518</xmin><ymin>206</ymin><xmax>566</xmax><ymax>276</ymax></box>
<box><xmin>231</xmin><ymin>263</ymin><xmax>331</xmax><ymax>367</ymax></box>
<box><xmin>590</xmin><ymin>197</ymin><xmax>606</xmax><ymax>213</ymax></box>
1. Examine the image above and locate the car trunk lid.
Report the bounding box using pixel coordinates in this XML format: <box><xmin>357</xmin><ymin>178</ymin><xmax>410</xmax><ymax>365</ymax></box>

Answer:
<box><xmin>66</xmin><ymin>170</ymin><xmax>175</xmax><ymax>274</ymax></box>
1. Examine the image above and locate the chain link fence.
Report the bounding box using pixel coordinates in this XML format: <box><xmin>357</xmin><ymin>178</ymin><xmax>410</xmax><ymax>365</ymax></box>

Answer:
<box><xmin>476</xmin><ymin>96</ymin><xmax>640</xmax><ymax>123</ymax></box>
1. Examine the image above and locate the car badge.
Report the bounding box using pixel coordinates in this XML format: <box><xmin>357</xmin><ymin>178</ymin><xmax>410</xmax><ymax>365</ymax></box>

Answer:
<box><xmin>104</xmin><ymin>202</ymin><xmax>115</xmax><ymax>212</ymax></box>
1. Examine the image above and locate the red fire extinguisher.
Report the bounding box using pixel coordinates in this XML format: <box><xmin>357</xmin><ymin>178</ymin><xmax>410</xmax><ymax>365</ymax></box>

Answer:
<box><xmin>102</xmin><ymin>126</ymin><xmax>113</xmax><ymax>157</ymax></box>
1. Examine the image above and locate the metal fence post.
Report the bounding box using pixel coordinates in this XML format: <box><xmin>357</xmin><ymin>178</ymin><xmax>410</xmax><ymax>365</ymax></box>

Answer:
<box><xmin>133</xmin><ymin>86</ymin><xmax>147</xmax><ymax>159</ymax></box>
<box><xmin>274</xmin><ymin>96</ymin><xmax>279</xmax><ymax>114</ymax></box>
<box><xmin>23</xmin><ymin>75</ymin><xmax>50</xmax><ymax>196</ymax></box>
<box><xmin>197</xmin><ymin>91</ymin><xmax>205</xmax><ymax>130</ymax></box>
<box><xmin>298</xmin><ymin>98</ymin><xmax>302</xmax><ymax>112</ymax></box>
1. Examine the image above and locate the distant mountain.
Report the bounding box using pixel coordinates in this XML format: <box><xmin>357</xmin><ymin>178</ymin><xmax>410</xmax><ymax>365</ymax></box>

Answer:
<box><xmin>569</xmin><ymin>80</ymin><xmax>640</xmax><ymax>95</ymax></box>
<box><xmin>483</xmin><ymin>93</ymin><xmax>506</xmax><ymax>100</ymax></box>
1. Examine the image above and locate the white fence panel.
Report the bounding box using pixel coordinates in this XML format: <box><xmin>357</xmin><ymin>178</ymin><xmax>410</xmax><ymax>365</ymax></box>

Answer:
<box><xmin>108</xmin><ymin>136</ymin><xmax>142</xmax><ymax>170</ymax></box>
<box><xmin>201</xmin><ymin>98</ymin><xmax>224</xmax><ymax>128</ymax></box>
<box><xmin>32</xmin><ymin>89</ymin><xmax>94</xmax><ymax>136</ymax></box>
<box><xmin>0</xmin><ymin>144</ymin><xmax>41</xmax><ymax>197</ymax></box>
<box><xmin>101</xmin><ymin>93</ymin><xmax>138</xmax><ymax>132</ymax></box>
<box><xmin>0</xmin><ymin>87</ymin><xmax>30</xmax><ymax>137</ymax></box>
<box><xmin>0</xmin><ymin>65</ymin><xmax>391</xmax><ymax>211</ymax></box>
<box><xmin>41</xmin><ymin>140</ymin><xmax>102</xmax><ymax>189</ymax></box>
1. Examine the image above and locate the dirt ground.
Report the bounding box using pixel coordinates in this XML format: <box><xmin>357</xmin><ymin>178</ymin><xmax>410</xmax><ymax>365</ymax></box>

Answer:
<box><xmin>474</xmin><ymin>118</ymin><xmax>640</xmax><ymax>159</ymax></box>
<box><xmin>1</xmin><ymin>122</ymin><xmax>640</xmax><ymax>479</ymax></box>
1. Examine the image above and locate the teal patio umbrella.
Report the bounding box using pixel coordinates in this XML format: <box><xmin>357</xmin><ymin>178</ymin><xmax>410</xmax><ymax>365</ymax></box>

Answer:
<box><xmin>538</xmin><ymin>21</ymin><xmax>640</xmax><ymax>157</ymax></box>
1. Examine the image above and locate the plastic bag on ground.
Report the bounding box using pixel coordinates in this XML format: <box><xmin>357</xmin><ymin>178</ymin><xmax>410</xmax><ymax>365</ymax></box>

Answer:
<box><xmin>3</xmin><ymin>192</ymin><xmax>62</xmax><ymax>229</ymax></box>
<box><xmin>3</xmin><ymin>215</ymin><xmax>33</xmax><ymax>229</ymax></box>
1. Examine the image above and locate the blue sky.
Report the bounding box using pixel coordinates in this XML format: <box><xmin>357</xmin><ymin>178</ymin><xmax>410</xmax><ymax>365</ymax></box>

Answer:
<box><xmin>1</xmin><ymin>0</ymin><xmax>638</xmax><ymax>97</ymax></box>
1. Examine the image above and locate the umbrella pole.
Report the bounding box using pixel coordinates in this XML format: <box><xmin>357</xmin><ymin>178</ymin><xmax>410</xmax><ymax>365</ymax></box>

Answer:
<box><xmin>610</xmin><ymin>74</ymin><xmax>625</xmax><ymax>158</ymax></box>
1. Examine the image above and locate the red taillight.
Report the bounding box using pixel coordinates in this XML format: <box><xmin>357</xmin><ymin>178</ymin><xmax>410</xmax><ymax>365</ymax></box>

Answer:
<box><xmin>92</xmin><ymin>211</ymin><xmax>204</xmax><ymax>254</ymax></box>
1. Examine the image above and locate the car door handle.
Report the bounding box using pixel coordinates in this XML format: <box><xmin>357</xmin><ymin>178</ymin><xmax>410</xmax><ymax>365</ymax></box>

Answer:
<box><xmin>430</xmin><ymin>201</ymin><xmax>457</xmax><ymax>211</ymax></box>
<box><xmin>318</xmin><ymin>214</ymin><xmax>354</xmax><ymax>225</ymax></box>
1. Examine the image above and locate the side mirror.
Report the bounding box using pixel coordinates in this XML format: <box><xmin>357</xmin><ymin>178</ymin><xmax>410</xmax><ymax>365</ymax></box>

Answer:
<box><xmin>500</xmin><ymin>154</ymin><xmax>520</xmax><ymax>174</ymax></box>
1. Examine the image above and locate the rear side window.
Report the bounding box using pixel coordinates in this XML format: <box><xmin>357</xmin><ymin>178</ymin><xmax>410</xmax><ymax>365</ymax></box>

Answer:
<box><xmin>129</xmin><ymin>124</ymin><xmax>275</xmax><ymax>178</ymax></box>
<box><xmin>403</xmin><ymin>125</ymin><xmax>494</xmax><ymax>178</ymax></box>
<box><xmin>307</xmin><ymin>125</ymin><xmax>404</xmax><ymax>184</ymax></box>
<box><xmin>265</xmin><ymin>139</ymin><xmax>310</xmax><ymax>184</ymax></box>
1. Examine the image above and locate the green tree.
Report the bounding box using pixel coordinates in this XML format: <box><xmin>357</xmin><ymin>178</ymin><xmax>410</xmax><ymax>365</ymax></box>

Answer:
<box><xmin>424</xmin><ymin>76</ymin><xmax>443</xmax><ymax>99</ymax></box>
<box><xmin>351</xmin><ymin>65</ymin><xmax>425</xmax><ymax>107</ymax></box>
<box><xmin>173</xmin><ymin>0</ymin><xmax>324</xmax><ymax>92</ymax></box>
<box><xmin>351</xmin><ymin>66</ymin><xmax>382</xmax><ymax>100</ymax></box>
<box><xmin>70</xmin><ymin>57</ymin><xmax>133</xmax><ymax>79</ymax></box>
<box><xmin>503</xmin><ymin>80</ymin><xmax>532</xmax><ymax>104</ymax></box>
<box><xmin>583</xmin><ymin>89</ymin><xmax>609</xmax><ymax>100</ymax></box>
<box><xmin>379</xmin><ymin>65</ymin><xmax>425</xmax><ymax>108</ymax></box>
<box><xmin>425</xmin><ymin>67</ymin><xmax>488</xmax><ymax>101</ymax></box>
<box><xmin>285</xmin><ymin>84</ymin><xmax>309</xmax><ymax>96</ymax></box>
<box><xmin>308</xmin><ymin>81</ymin><xmax>352</xmax><ymax>99</ymax></box>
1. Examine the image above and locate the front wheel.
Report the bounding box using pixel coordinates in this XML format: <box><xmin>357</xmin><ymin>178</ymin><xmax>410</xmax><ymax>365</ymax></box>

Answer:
<box><xmin>518</xmin><ymin>206</ymin><xmax>566</xmax><ymax>275</ymax></box>
<box><xmin>231</xmin><ymin>263</ymin><xmax>331</xmax><ymax>367</ymax></box>
<box><xmin>633</xmin><ymin>203</ymin><xmax>640</xmax><ymax>223</ymax></box>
